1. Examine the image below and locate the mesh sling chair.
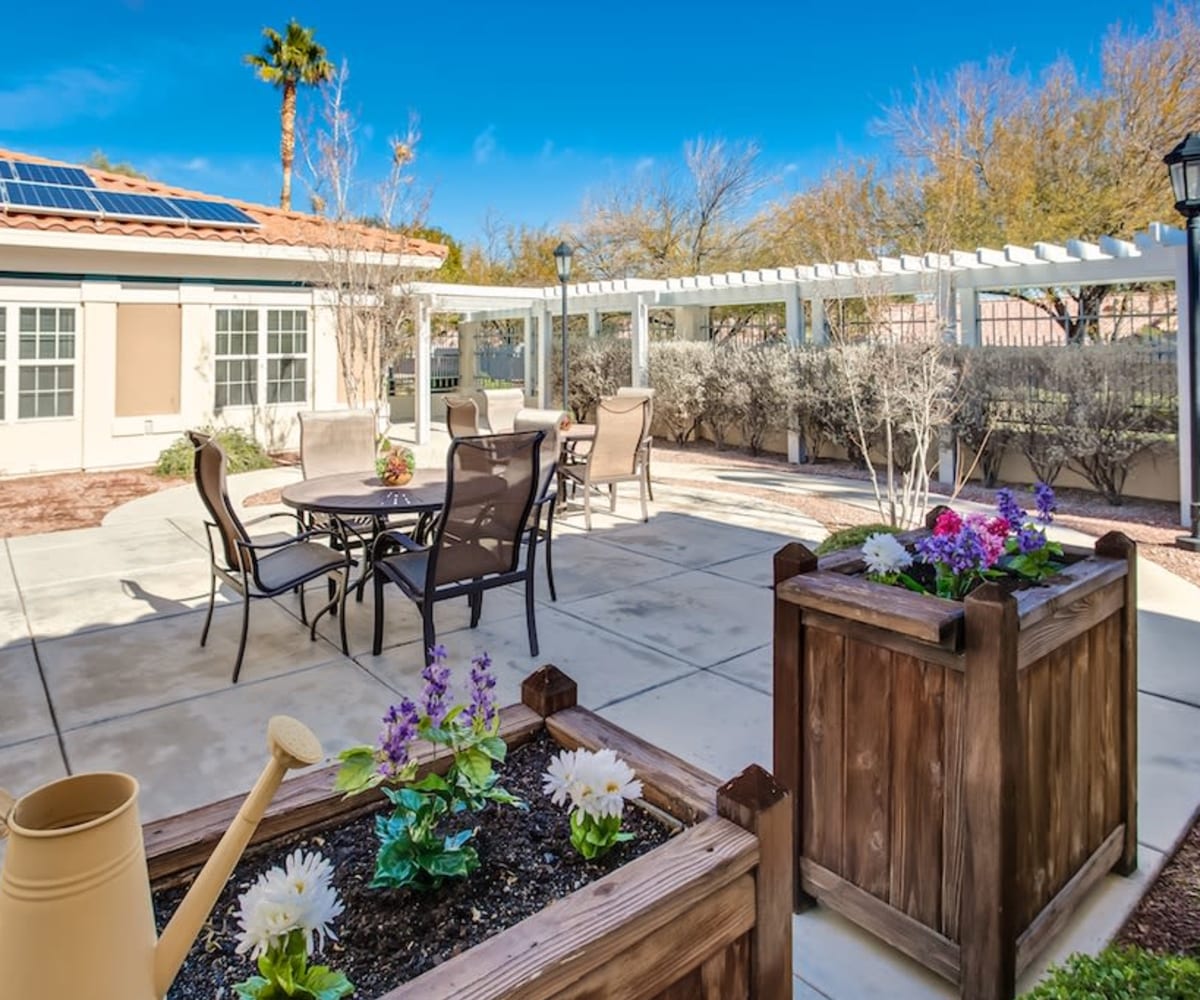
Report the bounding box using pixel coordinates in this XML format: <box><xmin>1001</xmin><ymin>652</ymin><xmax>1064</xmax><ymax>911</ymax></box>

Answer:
<box><xmin>189</xmin><ymin>431</ymin><xmax>353</xmax><ymax>683</ymax></box>
<box><xmin>513</xmin><ymin>409</ymin><xmax>565</xmax><ymax>601</ymax></box>
<box><xmin>478</xmin><ymin>387</ymin><xmax>525</xmax><ymax>434</ymax></box>
<box><xmin>615</xmin><ymin>386</ymin><xmax>655</xmax><ymax>502</ymax></box>
<box><xmin>371</xmin><ymin>430</ymin><xmax>545</xmax><ymax>657</ymax></box>
<box><xmin>444</xmin><ymin>395</ymin><xmax>482</xmax><ymax>438</ymax></box>
<box><xmin>558</xmin><ymin>395</ymin><xmax>649</xmax><ymax>530</ymax></box>
<box><xmin>298</xmin><ymin>409</ymin><xmax>385</xmax><ymax>602</ymax></box>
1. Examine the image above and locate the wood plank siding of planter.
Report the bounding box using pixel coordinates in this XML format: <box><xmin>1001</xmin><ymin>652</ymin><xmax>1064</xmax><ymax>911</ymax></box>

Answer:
<box><xmin>773</xmin><ymin>528</ymin><xmax>1138</xmax><ymax>1000</ymax></box>
<box><xmin>145</xmin><ymin>666</ymin><xmax>793</xmax><ymax>1000</ymax></box>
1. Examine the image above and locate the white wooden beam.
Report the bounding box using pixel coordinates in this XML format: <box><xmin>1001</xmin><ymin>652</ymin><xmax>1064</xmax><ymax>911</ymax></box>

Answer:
<box><xmin>976</xmin><ymin>247</ymin><xmax>1008</xmax><ymax>267</ymax></box>
<box><xmin>1004</xmin><ymin>245</ymin><xmax>1039</xmax><ymax>265</ymax></box>
<box><xmin>1065</xmin><ymin>239</ymin><xmax>1104</xmax><ymax>261</ymax></box>
<box><xmin>414</xmin><ymin>298</ymin><xmax>432</xmax><ymax>445</ymax></box>
<box><xmin>1034</xmin><ymin>241</ymin><xmax>1071</xmax><ymax>263</ymax></box>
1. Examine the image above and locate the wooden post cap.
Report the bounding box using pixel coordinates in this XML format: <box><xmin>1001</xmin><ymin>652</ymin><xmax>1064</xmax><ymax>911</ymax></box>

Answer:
<box><xmin>521</xmin><ymin>665</ymin><xmax>578</xmax><ymax>717</ymax></box>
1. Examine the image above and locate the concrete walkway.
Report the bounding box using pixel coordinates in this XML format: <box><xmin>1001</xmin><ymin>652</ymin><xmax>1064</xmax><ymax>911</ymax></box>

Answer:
<box><xmin>2</xmin><ymin>443</ymin><xmax>1198</xmax><ymax>999</ymax></box>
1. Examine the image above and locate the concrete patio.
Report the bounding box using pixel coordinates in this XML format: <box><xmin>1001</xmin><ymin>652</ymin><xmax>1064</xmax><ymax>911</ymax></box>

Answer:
<box><xmin>2</xmin><ymin>451</ymin><xmax>1199</xmax><ymax>999</ymax></box>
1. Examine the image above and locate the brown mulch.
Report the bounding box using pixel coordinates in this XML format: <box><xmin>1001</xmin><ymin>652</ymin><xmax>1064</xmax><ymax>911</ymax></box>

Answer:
<box><xmin>156</xmin><ymin>732</ymin><xmax>673</xmax><ymax>998</ymax></box>
<box><xmin>0</xmin><ymin>469</ymin><xmax>186</xmax><ymax>538</ymax></box>
<box><xmin>1118</xmin><ymin>808</ymin><xmax>1200</xmax><ymax>956</ymax></box>
<box><xmin>653</xmin><ymin>441</ymin><xmax>1200</xmax><ymax>591</ymax></box>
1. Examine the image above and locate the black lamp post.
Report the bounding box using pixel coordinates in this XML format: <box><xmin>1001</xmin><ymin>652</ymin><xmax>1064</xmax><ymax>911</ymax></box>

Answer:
<box><xmin>1166</xmin><ymin>133</ymin><xmax>1200</xmax><ymax>551</ymax></box>
<box><xmin>553</xmin><ymin>241</ymin><xmax>573</xmax><ymax>413</ymax></box>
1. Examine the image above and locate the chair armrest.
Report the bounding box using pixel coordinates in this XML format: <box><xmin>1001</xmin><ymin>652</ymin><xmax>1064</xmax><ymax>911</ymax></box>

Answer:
<box><xmin>235</xmin><ymin>527</ymin><xmax>339</xmax><ymax>554</ymax></box>
<box><xmin>245</xmin><ymin>510</ymin><xmax>307</xmax><ymax>532</ymax></box>
<box><xmin>372</xmin><ymin>526</ymin><xmax>426</xmax><ymax>561</ymax></box>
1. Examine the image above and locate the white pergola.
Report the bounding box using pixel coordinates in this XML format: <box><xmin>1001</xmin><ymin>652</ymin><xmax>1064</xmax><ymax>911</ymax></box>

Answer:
<box><xmin>407</xmin><ymin>222</ymin><xmax>1192</xmax><ymax>520</ymax></box>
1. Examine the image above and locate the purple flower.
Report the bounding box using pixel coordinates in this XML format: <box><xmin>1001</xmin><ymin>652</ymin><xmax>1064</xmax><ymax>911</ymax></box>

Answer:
<box><xmin>466</xmin><ymin>652</ymin><xmax>497</xmax><ymax>726</ymax></box>
<box><xmin>377</xmin><ymin>697</ymin><xmax>420</xmax><ymax>776</ymax></box>
<box><xmin>1034</xmin><ymin>482</ymin><xmax>1057</xmax><ymax>524</ymax></box>
<box><xmin>421</xmin><ymin>649</ymin><xmax>452</xmax><ymax>726</ymax></box>
<box><xmin>995</xmin><ymin>488</ymin><xmax>1025</xmax><ymax>527</ymax></box>
<box><xmin>1017</xmin><ymin>525</ymin><xmax>1046</xmax><ymax>555</ymax></box>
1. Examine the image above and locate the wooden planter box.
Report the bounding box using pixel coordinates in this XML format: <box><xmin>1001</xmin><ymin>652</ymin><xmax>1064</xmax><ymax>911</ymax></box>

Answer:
<box><xmin>772</xmin><ymin>526</ymin><xmax>1137</xmax><ymax>1000</ymax></box>
<box><xmin>145</xmin><ymin>667</ymin><xmax>793</xmax><ymax>999</ymax></box>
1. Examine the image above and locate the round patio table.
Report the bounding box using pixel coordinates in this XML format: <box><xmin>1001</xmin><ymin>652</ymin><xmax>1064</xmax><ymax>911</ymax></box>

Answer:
<box><xmin>280</xmin><ymin>469</ymin><xmax>447</xmax><ymax>519</ymax></box>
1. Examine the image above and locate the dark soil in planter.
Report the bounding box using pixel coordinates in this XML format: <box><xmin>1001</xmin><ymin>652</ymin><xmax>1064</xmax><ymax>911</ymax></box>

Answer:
<box><xmin>1117</xmin><ymin>809</ymin><xmax>1200</xmax><ymax>956</ymax></box>
<box><xmin>158</xmin><ymin>733</ymin><xmax>675</xmax><ymax>998</ymax></box>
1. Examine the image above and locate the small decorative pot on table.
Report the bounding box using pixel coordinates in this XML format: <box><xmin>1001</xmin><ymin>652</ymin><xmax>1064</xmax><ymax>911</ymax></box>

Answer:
<box><xmin>772</xmin><ymin>518</ymin><xmax>1137</xmax><ymax>1000</ymax></box>
<box><xmin>144</xmin><ymin>667</ymin><xmax>794</xmax><ymax>999</ymax></box>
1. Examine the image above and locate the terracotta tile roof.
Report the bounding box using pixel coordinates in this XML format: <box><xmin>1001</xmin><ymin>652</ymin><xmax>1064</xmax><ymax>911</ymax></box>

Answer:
<box><xmin>0</xmin><ymin>148</ymin><xmax>446</xmax><ymax>259</ymax></box>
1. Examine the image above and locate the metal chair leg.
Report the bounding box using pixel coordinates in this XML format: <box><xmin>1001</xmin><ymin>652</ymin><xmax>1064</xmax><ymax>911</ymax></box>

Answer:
<box><xmin>422</xmin><ymin>602</ymin><xmax>437</xmax><ymax>656</ymax></box>
<box><xmin>639</xmin><ymin>468</ymin><xmax>649</xmax><ymax>522</ymax></box>
<box><xmin>544</xmin><ymin>509</ymin><xmax>557</xmax><ymax>602</ymax></box>
<box><xmin>299</xmin><ymin>583</ymin><xmax>308</xmax><ymax>625</ymax></box>
<box><xmin>524</xmin><ymin>568</ymin><xmax>539</xmax><ymax>656</ymax></box>
<box><xmin>200</xmin><ymin>568</ymin><xmax>217</xmax><ymax>647</ymax></box>
<box><xmin>646</xmin><ymin>439</ymin><xmax>655</xmax><ymax>502</ymax></box>
<box><xmin>469</xmin><ymin>588</ymin><xmax>482</xmax><ymax>628</ymax></box>
<box><xmin>232</xmin><ymin>593</ymin><xmax>251</xmax><ymax>684</ymax></box>
<box><xmin>372</xmin><ymin>569</ymin><xmax>386</xmax><ymax>656</ymax></box>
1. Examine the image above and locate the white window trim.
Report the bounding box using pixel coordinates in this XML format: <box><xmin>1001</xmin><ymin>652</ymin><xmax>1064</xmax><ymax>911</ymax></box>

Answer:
<box><xmin>0</xmin><ymin>302</ymin><xmax>81</xmax><ymax>424</ymax></box>
<box><xmin>212</xmin><ymin>305</ymin><xmax>312</xmax><ymax>413</ymax></box>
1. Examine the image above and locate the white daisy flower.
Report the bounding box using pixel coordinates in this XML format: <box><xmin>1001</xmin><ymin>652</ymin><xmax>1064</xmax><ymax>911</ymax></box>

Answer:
<box><xmin>543</xmin><ymin>747</ymin><xmax>641</xmax><ymax>820</ymax></box>
<box><xmin>235</xmin><ymin>850</ymin><xmax>344</xmax><ymax>959</ymax></box>
<box><xmin>542</xmin><ymin>748</ymin><xmax>581</xmax><ymax>807</ymax></box>
<box><xmin>861</xmin><ymin>532</ymin><xmax>912</xmax><ymax>576</ymax></box>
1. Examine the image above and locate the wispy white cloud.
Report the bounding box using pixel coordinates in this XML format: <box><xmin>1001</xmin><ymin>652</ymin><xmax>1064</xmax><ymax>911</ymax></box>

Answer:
<box><xmin>180</xmin><ymin>156</ymin><xmax>210</xmax><ymax>172</ymax></box>
<box><xmin>0</xmin><ymin>67</ymin><xmax>136</xmax><ymax>130</ymax></box>
<box><xmin>634</xmin><ymin>156</ymin><xmax>656</xmax><ymax>175</ymax></box>
<box><xmin>540</xmin><ymin>139</ymin><xmax>555</xmax><ymax>160</ymax></box>
<box><xmin>473</xmin><ymin>125</ymin><xmax>497</xmax><ymax>165</ymax></box>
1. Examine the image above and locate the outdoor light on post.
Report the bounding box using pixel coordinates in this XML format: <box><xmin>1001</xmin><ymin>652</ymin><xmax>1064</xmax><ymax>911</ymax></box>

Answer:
<box><xmin>554</xmin><ymin>241</ymin><xmax>573</xmax><ymax>413</ymax></box>
<box><xmin>1166</xmin><ymin>133</ymin><xmax>1200</xmax><ymax>551</ymax></box>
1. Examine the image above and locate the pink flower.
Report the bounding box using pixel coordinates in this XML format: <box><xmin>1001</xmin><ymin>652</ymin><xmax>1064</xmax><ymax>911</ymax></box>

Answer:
<box><xmin>933</xmin><ymin>509</ymin><xmax>962</xmax><ymax>537</ymax></box>
<box><xmin>965</xmin><ymin>514</ymin><xmax>1006</xmax><ymax>567</ymax></box>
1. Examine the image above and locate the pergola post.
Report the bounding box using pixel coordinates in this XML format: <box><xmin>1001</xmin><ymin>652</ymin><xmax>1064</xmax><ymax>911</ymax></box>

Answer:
<box><xmin>538</xmin><ymin>306</ymin><xmax>552</xmax><ymax>407</ymax></box>
<box><xmin>673</xmin><ymin>305</ymin><xmax>708</xmax><ymax>341</ymax></box>
<box><xmin>587</xmin><ymin>307</ymin><xmax>600</xmax><ymax>338</ymax></box>
<box><xmin>809</xmin><ymin>298</ymin><xmax>828</xmax><ymax>344</ymax></box>
<box><xmin>785</xmin><ymin>285</ymin><xmax>805</xmax><ymax>463</ymax></box>
<box><xmin>458</xmin><ymin>320</ymin><xmax>477</xmax><ymax>391</ymax></box>
<box><xmin>631</xmin><ymin>294</ymin><xmax>649</xmax><ymax>387</ymax></box>
<box><xmin>522</xmin><ymin>311</ymin><xmax>534</xmax><ymax>404</ymax></box>
<box><xmin>958</xmin><ymin>285</ymin><xmax>981</xmax><ymax>347</ymax></box>
<box><xmin>414</xmin><ymin>297</ymin><xmax>432</xmax><ymax>445</ymax></box>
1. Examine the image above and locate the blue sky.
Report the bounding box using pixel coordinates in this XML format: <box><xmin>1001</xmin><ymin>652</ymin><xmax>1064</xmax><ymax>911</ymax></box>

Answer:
<box><xmin>0</xmin><ymin>0</ymin><xmax>1156</xmax><ymax>243</ymax></box>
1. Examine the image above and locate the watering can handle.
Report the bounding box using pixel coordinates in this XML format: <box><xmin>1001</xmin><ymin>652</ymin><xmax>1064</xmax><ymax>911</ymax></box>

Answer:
<box><xmin>0</xmin><ymin>788</ymin><xmax>13</xmax><ymax>838</ymax></box>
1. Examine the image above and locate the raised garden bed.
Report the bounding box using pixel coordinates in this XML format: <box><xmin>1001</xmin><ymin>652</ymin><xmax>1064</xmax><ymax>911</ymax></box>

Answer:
<box><xmin>772</xmin><ymin>522</ymin><xmax>1138</xmax><ymax>1000</ymax></box>
<box><xmin>146</xmin><ymin>666</ymin><xmax>793</xmax><ymax>999</ymax></box>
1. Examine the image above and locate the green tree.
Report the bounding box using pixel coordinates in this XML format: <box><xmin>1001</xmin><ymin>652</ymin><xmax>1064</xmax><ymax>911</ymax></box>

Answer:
<box><xmin>84</xmin><ymin>150</ymin><xmax>147</xmax><ymax>179</ymax></box>
<box><xmin>411</xmin><ymin>225</ymin><xmax>465</xmax><ymax>282</ymax></box>
<box><xmin>245</xmin><ymin>19</ymin><xmax>335</xmax><ymax>211</ymax></box>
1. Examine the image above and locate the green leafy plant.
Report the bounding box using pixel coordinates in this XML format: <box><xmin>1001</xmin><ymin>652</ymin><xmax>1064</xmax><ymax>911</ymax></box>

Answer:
<box><xmin>1020</xmin><ymin>946</ymin><xmax>1200</xmax><ymax>999</ymax></box>
<box><xmin>336</xmin><ymin>648</ymin><xmax>524</xmax><ymax>892</ymax></box>
<box><xmin>233</xmin><ymin>851</ymin><xmax>352</xmax><ymax>1000</ymax></box>
<box><xmin>155</xmin><ymin>426</ymin><xmax>273</xmax><ymax>477</ymax></box>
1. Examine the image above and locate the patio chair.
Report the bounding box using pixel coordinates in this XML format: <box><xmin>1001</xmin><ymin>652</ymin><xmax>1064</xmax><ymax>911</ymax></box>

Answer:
<box><xmin>298</xmin><ymin>409</ymin><xmax>381</xmax><ymax>600</ymax></box>
<box><xmin>445</xmin><ymin>395</ymin><xmax>482</xmax><ymax>438</ymax></box>
<box><xmin>371</xmin><ymin>430</ymin><xmax>545</xmax><ymax>657</ymax></box>
<box><xmin>188</xmin><ymin>430</ymin><xmax>352</xmax><ymax>683</ymax></box>
<box><xmin>478</xmin><ymin>387</ymin><xmax>525</xmax><ymax>434</ymax></box>
<box><xmin>558</xmin><ymin>395</ymin><xmax>649</xmax><ymax>530</ymax></box>
<box><xmin>615</xmin><ymin>386</ymin><xmax>655</xmax><ymax>502</ymax></box>
<box><xmin>513</xmin><ymin>409</ymin><xmax>565</xmax><ymax>601</ymax></box>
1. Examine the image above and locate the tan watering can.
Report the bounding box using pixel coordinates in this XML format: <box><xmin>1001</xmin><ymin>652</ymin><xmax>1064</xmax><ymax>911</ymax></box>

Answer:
<box><xmin>0</xmin><ymin>715</ymin><xmax>323</xmax><ymax>1000</ymax></box>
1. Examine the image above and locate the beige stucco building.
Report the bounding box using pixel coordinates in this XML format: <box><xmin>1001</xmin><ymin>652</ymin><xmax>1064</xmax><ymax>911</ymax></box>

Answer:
<box><xmin>0</xmin><ymin>149</ymin><xmax>445</xmax><ymax>475</ymax></box>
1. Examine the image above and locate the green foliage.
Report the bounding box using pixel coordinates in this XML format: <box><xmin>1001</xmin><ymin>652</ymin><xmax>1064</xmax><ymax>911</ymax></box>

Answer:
<box><xmin>648</xmin><ymin>342</ymin><xmax>712</xmax><ymax>443</ymax></box>
<box><xmin>1020</xmin><ymin>946</ymin><xmax>1200</xmax><ymax>1000</ymax></box>
<box><xmin>1003</xmin><ymin>535</ymin><xmax>1065</xmax><ymax>581</ymax></box>
<box><xmin>371</xmin><ymin>782</ymin><xmax>480</xmax><ymax>890</ymax></box>
<box><xmin>815</xmin><ymin>523</ymin><xmax>901</xmax><ymax>556</ymax></box>
<box><xmin>569</xmin><ymin>810</ymin><xmax>633</xmax><ymax>860</ymax></box>
<box><xmin>154</xmin><ymin>427</ymin><xmax>273</xmax><ymax>478</ymax></box>
<box><xmin>84</xmin><ymin>150</ymin><xmax>147</xmax><ymax>179</ymax></box>
<box><xmin>234</xmin><ymin>929</ymin><xmax>353</xmax><ymax>1000</ymax></box>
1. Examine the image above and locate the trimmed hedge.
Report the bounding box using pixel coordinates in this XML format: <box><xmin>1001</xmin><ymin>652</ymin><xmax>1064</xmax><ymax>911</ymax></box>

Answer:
<box><xmin>1020</xmin><ymin>946</ymin><xmax>1200</xmax><ymax>999</ymax></box>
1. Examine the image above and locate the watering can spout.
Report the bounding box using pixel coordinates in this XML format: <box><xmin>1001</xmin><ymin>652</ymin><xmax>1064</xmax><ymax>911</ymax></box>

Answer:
<box><xmin>153</xmin><ymin>715</ymin><xmax>324</xmax><ymax>996</ymax></box>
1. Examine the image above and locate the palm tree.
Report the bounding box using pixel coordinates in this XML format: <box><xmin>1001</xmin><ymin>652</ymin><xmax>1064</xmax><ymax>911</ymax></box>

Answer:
<box><xmin>245</xmin><ymin>20</ymin><xmax>334</xmax><ymax>211</ymax></box>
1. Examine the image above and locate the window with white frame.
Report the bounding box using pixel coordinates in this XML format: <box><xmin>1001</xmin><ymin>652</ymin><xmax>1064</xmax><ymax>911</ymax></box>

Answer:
<box><xmin>17</xmin><ymin>307</ymin><xmax>75</xmax><ymax>419</ymax></box>
<box><xmin>214</xmin><ymin>308</ymin><xmax>259</xmax><ymax>408</ymax></box>
<box><xmin>266</xmin><ymin>309</ymin><xmax>308</xmax><ymax>404</ymax></box>
<box><xmin>213</xmin><ymin>307</ymin><xmax>310</xmax><ymax>409</ymax></box>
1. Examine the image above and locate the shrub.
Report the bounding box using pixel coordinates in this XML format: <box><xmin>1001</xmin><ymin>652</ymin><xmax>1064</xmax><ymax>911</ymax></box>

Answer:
<box><xmin>553</xmin><ymin>337</ymin><xmax>631</xmax><ymax>419</ymax></box>
<box><xmin>1020</xmin><ymin>946</ymin><xmax>1200</xmax><ymax>999</ymax></box>
<box><xmin>952</xmin><ymin>347</ymin><xmax>1014</xmax><ymax>488</ymax></box>
<box><xmin>794</xmin><ymin>347</ymin><xmax>864</xmax><ymax>462</ymax></box>
<box><xmin>1056</xmin><ymin>343</ymin><xmax>1176</xmax><ymax>505</ymax></box>
<box><xmin>815</xmin><ymin>523</ymin><xmax>901</xmax><ymax>556</ymax></box>
<box><xmin>648</xmin><ymin>341</ymin><xmax>712</xmax><ymax>443</ymax></box>
<box><xmin>154</xmin><ymin>426</ymin><xmax>273</xmax><ymax>478</ymax></box>
<box><xmin>738</xmin><ymin>345</ymin><xmax>794</xmax><ymax>455</ymax></box>
<box><xmin>702</xmin><ymin>344</ymin><xmax>751</xmax><ymax>449</ymax></box>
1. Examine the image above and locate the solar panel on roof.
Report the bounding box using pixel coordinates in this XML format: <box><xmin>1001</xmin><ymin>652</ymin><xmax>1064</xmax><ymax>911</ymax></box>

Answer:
<box><xmin>0</xmin><ymin>181</ymin><xmax>101</xmax><ymax>215</ymax></box>
<box><xmin>11</xmin><ymin>161</ymin><xmax>95</xmax><ymax>188</ymax></box>
<box><xmin>90</xmin><ymin>190</ymin><xmax>186</xmax><ymax>221</ymax></box>
<box><xmin>0</xmin><ymin>161</ymin><xmax>13</xmax><ymax>181</ymax></box>
<box><xmin>167</xmin><ymin>197</ymin><xmax>259</xmax><ymax>227</ymax></box>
